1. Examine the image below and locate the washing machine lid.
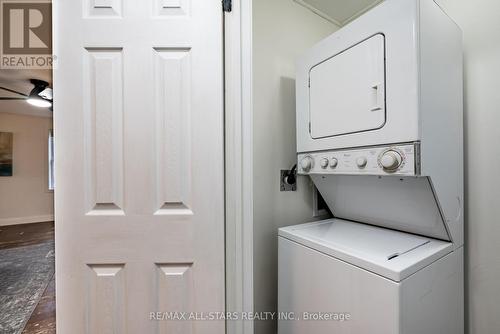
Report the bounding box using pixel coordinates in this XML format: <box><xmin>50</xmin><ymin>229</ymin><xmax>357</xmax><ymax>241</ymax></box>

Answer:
<box><xmin>278</xmin><ymin>219</ymin><xmax>453</xmax><ymax>282</ymax></box>
<box><xmin>310</xmin><ymin>174</ymin><xmax>452</xmax><ymax>241</ymax></box>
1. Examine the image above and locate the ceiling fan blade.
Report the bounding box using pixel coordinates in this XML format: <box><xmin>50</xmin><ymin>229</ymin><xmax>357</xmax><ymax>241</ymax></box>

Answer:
<box><xmin>0</xmin><ymin>86</ymin><xmax>28</xmax><ymax>97</ymax></box>
<box><xmin>0</xmin><ymin>97</ymin><xmax>27</xmax><ymax>100</ymax></box>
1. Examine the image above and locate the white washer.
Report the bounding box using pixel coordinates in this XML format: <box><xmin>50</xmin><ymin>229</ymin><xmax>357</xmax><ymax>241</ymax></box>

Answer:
<box><xmin>279</xmin><ymin>0</ymin><xmax>464</xmax><ymax>333</ymax></box>
<box><xmin>278</xmin><ymin>219</ymin><xmax>463</xmax><ymax>334</ymax></box>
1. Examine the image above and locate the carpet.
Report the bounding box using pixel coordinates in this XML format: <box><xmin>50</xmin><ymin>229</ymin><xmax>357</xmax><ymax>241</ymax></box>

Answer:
<box><xmin>0</xmin><ymin>241</ymin><xmax>55</xmax><ymax>334</ymax></box>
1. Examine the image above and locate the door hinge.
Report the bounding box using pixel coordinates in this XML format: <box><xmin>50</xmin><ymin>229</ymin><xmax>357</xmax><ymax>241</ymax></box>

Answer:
<box><xmin>223</xmin><ymin>0</ymin><xmax>232</xmax><ymax>12</ymax></box>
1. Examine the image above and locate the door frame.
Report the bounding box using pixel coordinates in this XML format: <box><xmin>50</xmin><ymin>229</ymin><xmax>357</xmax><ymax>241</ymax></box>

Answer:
<box><xmin>224</xmin><ymin>1</ymin><xmax>254</xmax><ymax>333</ymax></box>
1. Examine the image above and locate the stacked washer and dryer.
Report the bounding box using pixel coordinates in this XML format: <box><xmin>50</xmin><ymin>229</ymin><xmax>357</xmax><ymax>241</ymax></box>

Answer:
<box><xmin>278</xmin><ymin>0</ymin><xmax>464</xmax><ymax>333</ymax></box>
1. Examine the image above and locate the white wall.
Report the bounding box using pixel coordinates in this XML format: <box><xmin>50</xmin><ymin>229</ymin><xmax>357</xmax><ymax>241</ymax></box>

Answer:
<box><xmin>434</xmin><ymin>1</ymin><xmax>500</xmax><ymax>333</ymax></box>
<box><xmin>0</xmin><ymin>112</ymin><xmax>54</xmax><ymax>225</ymax></box>
<box><xmin>252</xmin><ymin>1</ymin><xmax>337</xmax><ymax>332</ymax></box>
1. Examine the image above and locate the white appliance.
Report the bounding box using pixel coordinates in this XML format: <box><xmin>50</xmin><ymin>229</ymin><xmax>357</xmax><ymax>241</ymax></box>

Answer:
<box><xmin>278</xmin><ymin>0</ymin><xmax>463</xmax><ymax>333</ymax></box>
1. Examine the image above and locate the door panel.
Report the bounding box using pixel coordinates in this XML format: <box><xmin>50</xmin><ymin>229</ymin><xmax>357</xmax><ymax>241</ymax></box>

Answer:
<box><xmin>309</xmin><ymin>34</ymin><xmax>386</xmax><ymax>139</ymax></box>
<box><xmin>54</xmin><ymin>1</ymin><xmax>225</xmax><ymax>333</ymax></box>
<box><xmin>86</xmin><ymin>264</ymin><xmax>126</xmax><ymax>333</ymax></box>
<box><xmin>154</xmin><ymin>48</ymin><xmax>192</xmax><ymax>214</ymax></box>
<box><xmin>83</xmin><ymin>48</ymin><xmax>125</xmax><ymax>214</ymax></box>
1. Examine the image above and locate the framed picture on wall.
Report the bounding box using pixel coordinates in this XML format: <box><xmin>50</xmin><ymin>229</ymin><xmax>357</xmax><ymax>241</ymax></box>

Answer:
<box><xmin>0</xmin><ymin>132</ymin><xmax>13</xmax><ymax>176</ymax></box>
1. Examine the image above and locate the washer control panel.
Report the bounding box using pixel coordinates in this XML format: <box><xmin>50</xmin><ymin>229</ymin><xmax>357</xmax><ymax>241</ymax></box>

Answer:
<box><xmin>298</xmin><ymin>144</ymin><xmax>419</xmax><ymax>176</ymax></box>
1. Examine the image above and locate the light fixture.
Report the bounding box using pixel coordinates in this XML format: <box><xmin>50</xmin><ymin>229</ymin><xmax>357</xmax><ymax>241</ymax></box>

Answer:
<box><xmin>27</xmin><ymin>79</ymin><xmax>52</xmax><ymax>108</ymax></box>
<box><xmin>27</xmin><ymin>97</ymin><xmax>52</xmax><ymax>108</ymax></box>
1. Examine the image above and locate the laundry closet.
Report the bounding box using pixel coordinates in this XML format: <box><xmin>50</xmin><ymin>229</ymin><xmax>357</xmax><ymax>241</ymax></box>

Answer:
<box><xmin>251</xmin><ymin>0</ymin><xmax>463</xmax><ymax>333</ymax></box>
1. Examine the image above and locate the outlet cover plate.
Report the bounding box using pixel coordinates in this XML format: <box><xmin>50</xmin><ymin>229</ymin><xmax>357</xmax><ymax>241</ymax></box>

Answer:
<box><xmin>280</xmin><ymin>170</ymin><xmax>297</xmax><ymax>192</ymax></box>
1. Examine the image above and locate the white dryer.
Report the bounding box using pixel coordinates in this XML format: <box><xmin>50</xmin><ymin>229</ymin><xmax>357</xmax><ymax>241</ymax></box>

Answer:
<box><xmin>278</xmin><ymin>0</ymin><xmax>464</xmax><ymax>333</ymax></box>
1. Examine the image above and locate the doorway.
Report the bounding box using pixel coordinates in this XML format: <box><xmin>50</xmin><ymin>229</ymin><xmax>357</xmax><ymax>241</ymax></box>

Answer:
<box><xmin>0</xmin><ymin>1</ymin><xmax>55</xmax><ymax>332</ymax></box>
<box><xmin>0</xmin><ymin>70</ymin><xmax>55</xmax><ymax>334</ymax></box>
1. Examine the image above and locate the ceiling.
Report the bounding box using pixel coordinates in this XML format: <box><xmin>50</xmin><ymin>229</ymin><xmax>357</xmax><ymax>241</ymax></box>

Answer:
<box><xmin>0</xmin><ymin>69</ymin><xmax>53</xmax><ymax>118</ymax></box>
<box><xmin>294</xmin><ymin>0</ymin><xmax>383</xmax><ymax>26</ymax></box>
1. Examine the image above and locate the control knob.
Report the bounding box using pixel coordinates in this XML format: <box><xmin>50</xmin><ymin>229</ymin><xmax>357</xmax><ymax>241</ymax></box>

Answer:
<box><xmin>320</xmin><ymin>157</ymin><xmax>329</xmax><ymax>169</ymax></box>
<box><xmin>380</xmin><ymin>150</ymin><xmax>403</xmax><ymax>171</ymax></box>
<box><xmin>330</xmin><ymin>158</ymin><xmax>338</xmax><ymax>168</ymax></box>
<box><xmin>356</xmin><ymin>156</ymin><xmax>368</xmax><ymax>168</ymax></box>
<box><xmin>300</xmin><ymin>156</ymin><xmax>314</xmax><ymax>172</ymax></box>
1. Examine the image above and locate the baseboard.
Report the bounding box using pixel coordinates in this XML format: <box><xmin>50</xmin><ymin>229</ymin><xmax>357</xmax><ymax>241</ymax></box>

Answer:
<box><xmin>0</xmin><ymin>214</ymin><xmax>54</xmax><ymax>226</ymax></box>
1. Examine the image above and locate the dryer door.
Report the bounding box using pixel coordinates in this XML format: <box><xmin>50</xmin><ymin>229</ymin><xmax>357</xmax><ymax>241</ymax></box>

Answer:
<box><xmin>309</xmin><ymin>34</ymin><xmax>386</xmax><ymax>139</ymax></box>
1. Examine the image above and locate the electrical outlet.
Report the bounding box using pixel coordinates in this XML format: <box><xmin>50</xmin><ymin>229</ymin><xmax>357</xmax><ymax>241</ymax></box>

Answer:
<box><xmin>280</xmin><ymin>169</ymin><xmax>297</xmax><ymax>191</ymax></box>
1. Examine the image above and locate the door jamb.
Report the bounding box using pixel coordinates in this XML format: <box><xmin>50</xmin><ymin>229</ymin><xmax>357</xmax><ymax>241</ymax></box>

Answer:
<box><xmin>224</xmin><ymin>0</ymin><xmax>254</xmax><ymax>333</ymax></box>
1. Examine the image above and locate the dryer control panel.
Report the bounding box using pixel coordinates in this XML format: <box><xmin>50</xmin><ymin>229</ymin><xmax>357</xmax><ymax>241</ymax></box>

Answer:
<box><xmin>298</xmin><ymin>143</ymin><xmax>419</xmax><ymax>176</ymax></box>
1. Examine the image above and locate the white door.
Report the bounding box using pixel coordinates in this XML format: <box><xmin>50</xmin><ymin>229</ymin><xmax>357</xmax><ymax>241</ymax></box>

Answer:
<box><xmin>53</xmin><ymin>1</ymin><xmax>225</xmax><ymax>333</ymax></box>
<box><xmin>309</xmin><ymin>34</ymin><xmax>386</xmax><ymax>139</ymax></box>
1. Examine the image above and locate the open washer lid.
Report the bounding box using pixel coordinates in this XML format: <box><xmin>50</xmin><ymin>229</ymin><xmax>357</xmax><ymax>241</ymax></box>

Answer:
<box><xmin>279</xmin><ymin>219</ymin><xmax>453</xmax><ymax>282</ymax></box>
<box><xmin>310</xmin><ymin>174</ymin><xmax>452</xmax><ymax>241</ymax></box>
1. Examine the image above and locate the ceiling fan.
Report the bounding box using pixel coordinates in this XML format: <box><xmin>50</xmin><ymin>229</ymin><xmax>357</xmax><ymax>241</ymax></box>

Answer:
<box><xmin>0</xmin><ymin>79</ymin><xmax>53</xmax><ymax>108</ymax></box>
